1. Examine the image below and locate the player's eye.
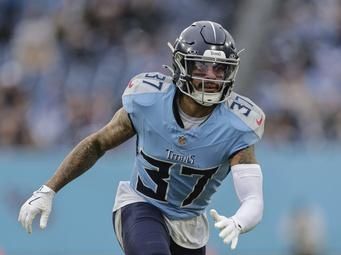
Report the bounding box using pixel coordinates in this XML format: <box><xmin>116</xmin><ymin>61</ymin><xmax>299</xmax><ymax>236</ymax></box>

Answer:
<box><xmin>192</xmin><ymin>61</ymin><xmax>208</xmax><ymax>72</ymax></box>
<box><xmin>213</xmin><ymin>63</ymin><xmax>227</xmax><ymax>73</ymax></box>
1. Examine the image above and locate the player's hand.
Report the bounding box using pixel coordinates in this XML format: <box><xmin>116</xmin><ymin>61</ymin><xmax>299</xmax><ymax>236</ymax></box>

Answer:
<box><xmin>210</xmin><ymin>209</ymin><xmax>241</xmax><ymax>250</ymax></box>
<box><xmin>18</xmin><ymin>185</ymin><xmax>55</xmax><ymax>234</ymax></box>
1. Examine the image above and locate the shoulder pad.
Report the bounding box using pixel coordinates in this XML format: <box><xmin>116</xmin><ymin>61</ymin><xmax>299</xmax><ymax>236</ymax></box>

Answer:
<box><xmin>226</xmin><ymin>92</ymin><xmax>265</xmax><ymax>139</ymax></box>
<box><xmin>123</xmin><ymin>72</ymin><xmax>173</xmax><ymax>96</ymax></box>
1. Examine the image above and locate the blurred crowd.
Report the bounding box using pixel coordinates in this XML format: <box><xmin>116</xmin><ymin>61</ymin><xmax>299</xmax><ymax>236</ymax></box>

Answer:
<box><xmin>0</xmin><ymin>0</ymin><xmax>340</xmax><ymax>148</ymax></box>
<box><xmin>253</xmin><ymin>0</ymin><xmax>341</xmax><ymax>146</ymax></box>
<box><xmin>0</xmin><ymin>0</ymin><xmax>237</xmax><ymax>148</ymax></box>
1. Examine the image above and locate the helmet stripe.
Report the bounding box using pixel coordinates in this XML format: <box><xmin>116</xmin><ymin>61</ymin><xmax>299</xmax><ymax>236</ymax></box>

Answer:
<box><xmin>208</xmin><ymin>21</ymin><xmax>217</xmax><ymax>43</ymax></box>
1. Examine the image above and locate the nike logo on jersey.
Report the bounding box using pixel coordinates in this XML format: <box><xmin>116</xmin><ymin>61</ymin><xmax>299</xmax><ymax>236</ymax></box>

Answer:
<box><xmin>28</xmin><ymin>197</ymin><xmax>41</xmax><ymax>205</ymax></box>
<box><xmin>256</xmin><ymin>116</ymin><xmax>263</xmax><ymax>126</ymax></box>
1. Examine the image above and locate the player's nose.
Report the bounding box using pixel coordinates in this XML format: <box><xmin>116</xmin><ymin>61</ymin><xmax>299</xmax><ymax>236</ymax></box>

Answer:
<box><xmin>204</xmin><ymin>66</ymin><xmax>218</xmax><ymax>79</ymax></box>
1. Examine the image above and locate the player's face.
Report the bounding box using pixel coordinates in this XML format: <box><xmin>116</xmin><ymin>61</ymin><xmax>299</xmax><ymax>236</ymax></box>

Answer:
<box><xmin>190</xmin><ymin>61</ymin><xmax>227</xmax><ymax>92</ymax></box>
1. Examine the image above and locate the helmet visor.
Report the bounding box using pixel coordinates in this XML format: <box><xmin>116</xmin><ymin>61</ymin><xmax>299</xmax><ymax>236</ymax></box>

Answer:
<box><xmin>184</xmin><ymin>56</ymin><xmax>239</xmax><ymax>82</ymax></box>
<box><xmin>191</xmin><ymin>61</ymin><xmax>227</xmax><ymax>79</ymax></box>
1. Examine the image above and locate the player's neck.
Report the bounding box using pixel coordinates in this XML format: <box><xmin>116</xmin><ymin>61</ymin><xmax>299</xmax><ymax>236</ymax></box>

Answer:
<box><xmin>178</xmin><ymin>94</ymin><xmax>216</xmax><ymax>118</ymax></box>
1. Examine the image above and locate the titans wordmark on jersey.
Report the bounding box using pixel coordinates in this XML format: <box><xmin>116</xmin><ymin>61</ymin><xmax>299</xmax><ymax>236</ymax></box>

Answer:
<box><xmin>122</xmin><ymin>72</ymin><xmax>265</xmax><ymax>220</ymax></box>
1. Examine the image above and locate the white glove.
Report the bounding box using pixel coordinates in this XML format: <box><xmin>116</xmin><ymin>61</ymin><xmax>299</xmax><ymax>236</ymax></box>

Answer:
<box><xmin>18</xmin><ymin>185</ymin><xmax>55</xmax><ymax>234</ymax></box>
<box><xmin>210</xmin><ymin>209</ymin><xmax>241</xmax><ymax>250</ymax></box>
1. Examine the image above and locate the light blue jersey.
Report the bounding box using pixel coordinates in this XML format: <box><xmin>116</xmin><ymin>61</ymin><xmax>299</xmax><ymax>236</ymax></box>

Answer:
<box><xmin>122</xmin><ymin>72</ymin><xmax>265</xmax><ymax>220</ymax></box>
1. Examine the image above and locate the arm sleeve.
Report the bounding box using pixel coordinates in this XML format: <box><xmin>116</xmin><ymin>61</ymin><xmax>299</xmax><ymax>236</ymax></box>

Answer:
<box><xmin>231</xmin><ymin>164</ymin><xmax>264</xmax><ymax>233</ymax></box>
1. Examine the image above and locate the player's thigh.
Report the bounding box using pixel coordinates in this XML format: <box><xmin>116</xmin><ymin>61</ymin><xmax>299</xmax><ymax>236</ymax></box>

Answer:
<box><xmin>170</xmin><ymin>239</ymin><xmax>206</xmax><ymax>255</ymax></box>
<box><xmin>113</xmin><ymin>202</ymin><xmax>171</xmax><ymax>255</ymax></box>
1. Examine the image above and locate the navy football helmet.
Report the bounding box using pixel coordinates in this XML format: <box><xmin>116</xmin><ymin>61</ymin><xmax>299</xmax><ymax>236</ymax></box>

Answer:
<box><xmin>169</xmin><ymin>21</ymin><xmax>240</xmax><ymax>106</ymax></box>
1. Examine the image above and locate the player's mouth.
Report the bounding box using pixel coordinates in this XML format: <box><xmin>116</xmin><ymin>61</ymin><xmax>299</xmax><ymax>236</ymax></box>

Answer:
<box><xmin>203</xmin><ymin>83</ymin><xmax>221</xmax><ymax>93</ymax></box>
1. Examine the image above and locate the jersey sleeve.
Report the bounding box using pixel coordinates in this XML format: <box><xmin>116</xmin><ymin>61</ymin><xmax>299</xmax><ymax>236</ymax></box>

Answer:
<box><xmin>121</xmin><ymin>72</ymin><xmax>172</xmax><ymax>131</ymax></box>
<box><xmin>226</xmin><ymin>92</ymin><xmax>266</xmax><ymax>156</ymax></box>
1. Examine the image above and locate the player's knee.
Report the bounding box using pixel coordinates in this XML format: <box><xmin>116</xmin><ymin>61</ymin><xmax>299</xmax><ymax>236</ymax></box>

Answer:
<box><xmin>124</xmin><ymin>243</ymin><xmax>170</xmax><ymax>255</ymax></box>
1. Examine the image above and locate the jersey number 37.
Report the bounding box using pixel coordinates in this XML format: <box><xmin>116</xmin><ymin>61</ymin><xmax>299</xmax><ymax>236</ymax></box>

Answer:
<box><xmin>136</xmin><ymin>150</ymin><xmax>218</xmax><ymax>207</ymax></box>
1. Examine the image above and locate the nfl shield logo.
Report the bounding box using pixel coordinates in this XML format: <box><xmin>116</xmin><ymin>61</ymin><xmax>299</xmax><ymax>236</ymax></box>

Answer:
<box><xmin>178</xmin><ymin>135</ymin><xmax>186</xmax><ymax>145</ymax></box>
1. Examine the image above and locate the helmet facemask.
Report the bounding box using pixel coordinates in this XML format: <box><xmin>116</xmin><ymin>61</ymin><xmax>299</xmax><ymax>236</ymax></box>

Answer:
<box><xmin>174</xmin><ymin>50</ymin><xmax>239</xmax><ymax>106</ymax></box>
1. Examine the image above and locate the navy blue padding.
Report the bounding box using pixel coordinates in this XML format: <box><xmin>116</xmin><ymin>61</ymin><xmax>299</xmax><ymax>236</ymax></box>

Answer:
<box><xmin>113</xmin><ymin>202</ymin><xmax>205</xmax><ymax>255</ymax></box>
<box><xmin>120</xmin><ymin>202</ymin><xmax>171</xmax><ymax>255</ymax></box>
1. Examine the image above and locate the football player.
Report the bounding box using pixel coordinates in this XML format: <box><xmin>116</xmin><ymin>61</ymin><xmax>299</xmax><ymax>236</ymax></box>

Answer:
<box><xmin>19</xmin><ymin>21</ymin><xmax>265</xmax><ymax>255</ymax></box>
